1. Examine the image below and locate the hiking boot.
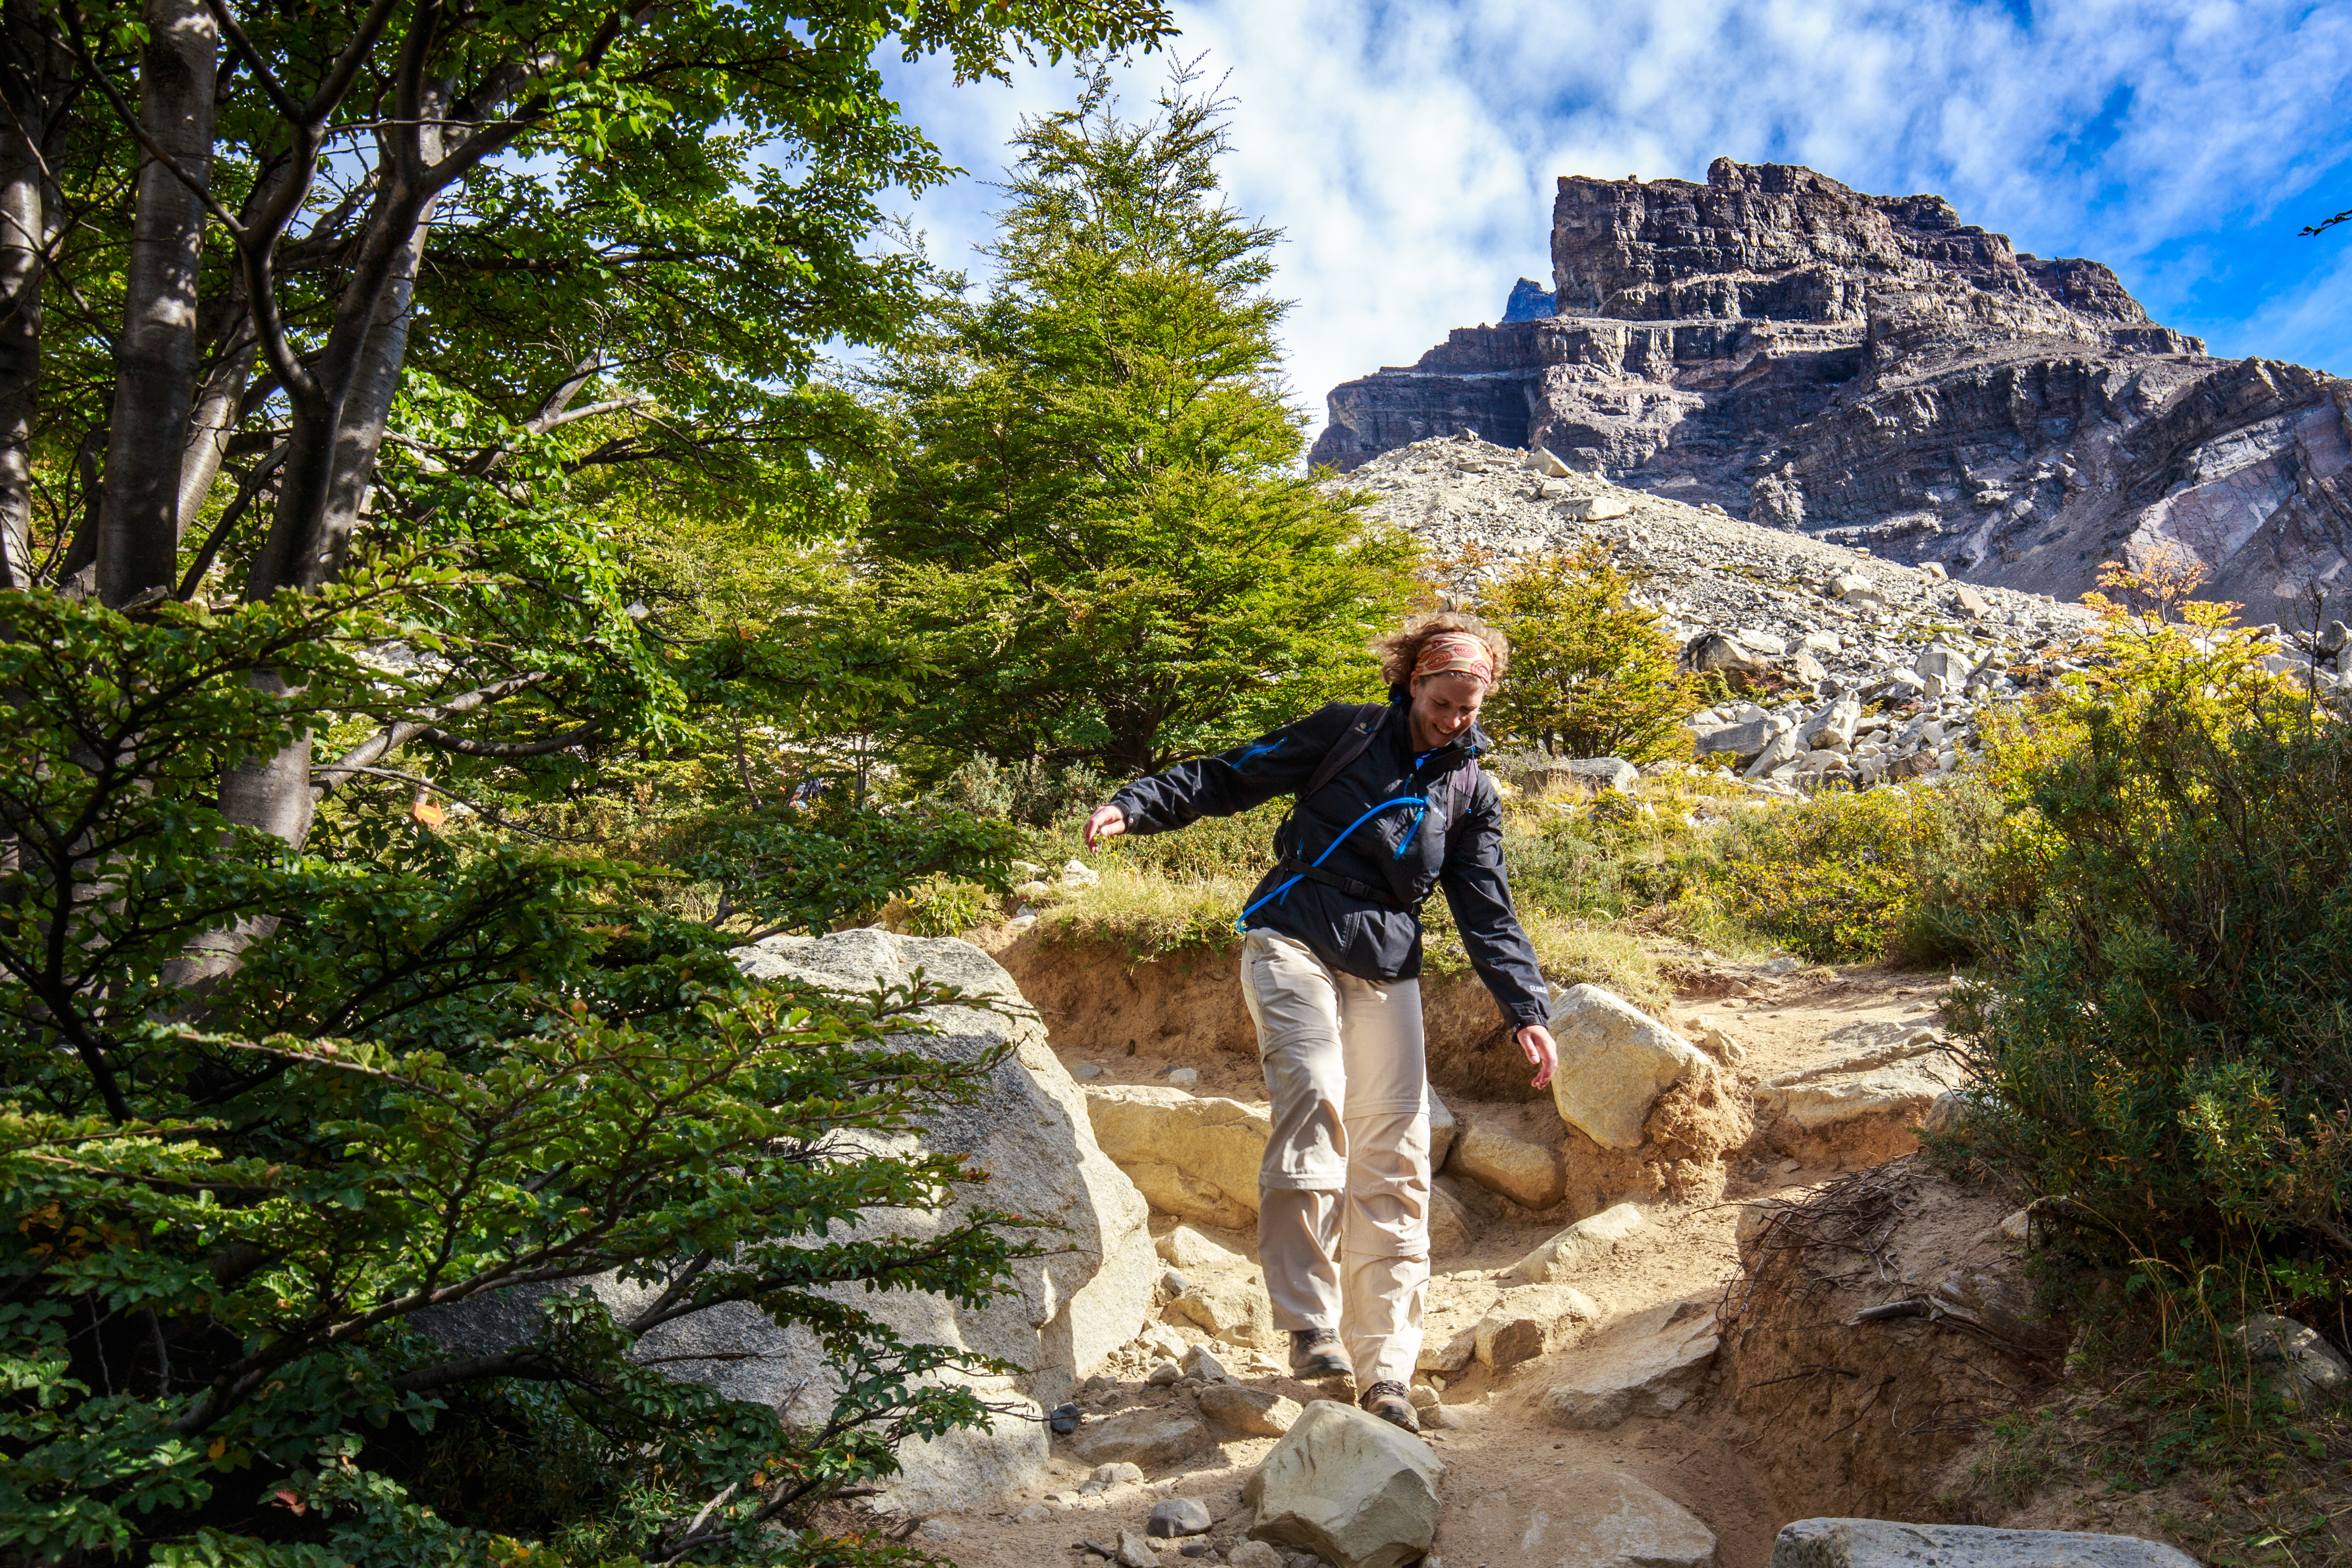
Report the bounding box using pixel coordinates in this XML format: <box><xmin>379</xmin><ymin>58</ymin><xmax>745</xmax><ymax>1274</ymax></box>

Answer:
<box><xmin>1358</xmin><ymin>1380</ymin><xmax>1421</xmax><ymax>1433</ymax></box>
<box><xmin>1287</xmin><ymin>1328</ymin><xmax>1352</xmax><ymax>1381</ymax></box>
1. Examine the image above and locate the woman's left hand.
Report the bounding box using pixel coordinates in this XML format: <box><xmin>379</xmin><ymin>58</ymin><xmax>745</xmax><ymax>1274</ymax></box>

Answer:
<box><xmin>1516</xmin><ymin>1024</ymin><xmax>1559</xmax><ymax>1090</ymax></box>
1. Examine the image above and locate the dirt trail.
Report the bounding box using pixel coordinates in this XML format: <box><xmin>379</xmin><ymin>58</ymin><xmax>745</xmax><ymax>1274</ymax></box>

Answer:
<box><xmin>919</xmin><ymin>954</ymin><xmax>1972</xmax><ymax>1568</ymax></box>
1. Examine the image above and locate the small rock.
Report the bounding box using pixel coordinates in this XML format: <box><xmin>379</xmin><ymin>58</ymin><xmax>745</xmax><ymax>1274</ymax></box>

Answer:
<box><xmin>1446</xmin><ymin>1118</ymin><xmax>1566</xmax><ymax>1209</ymax></box>
<box><xmin>1073</xmin><ymin>1408</ymin><xmax>1215</xmax><ymax>1469</ymax></box>
<box><xmin>1771</xmin><ymin>1518</ymin><xmax>2198</xmax><ymax>1566</ymax></box>
<box><xmin>1226</xmin><ymin>1545</ymin><xmax>1285</xmax><ymax>1568</ymax></box>
<box><xmin>1161</xmin><ymin>1269</ymin><xmax>1190</xmax><ymax>1298</ymax></box>
<box><xmin>1017</xmin><ymin>1501</ymin><xmax>1055</xmax><ymax>1523</ymax></box>
<box><xmin>1171</xmin><ymin>1274</ymin><xmax>1279</xmax><ymax>1347</ymax></box>
<box><xmin>917</xmin><ymin>1519</ymin><xmax>962</xmax><ymax>1540</ymax></box>
<box><xmin>1997</xmin><ymin>1209</ymin><xmax>2031</xmax><ymax>1244</ymax></box>
<box><xmin>1050</xmin><ymin>1402</ymin><xmax>1081</xmax><ymax>1435</ymax></box>
<box><xmin>1063</xmin><ymin>859</ymin><xmax>1103</xmax><ymax>888</ymax></box>
<box><xmin>1092</xmin><ymin>1461</ymin><xmax>1147</xmax><ymax>1486</ymax></box>
<box><xmin>1242</xmin><ymin>1401</ymin><xmax>1443</xmax><ymax>1568</ymax></box>
<box><xmin>1538</xmin><ymin>1301</ymin><xmax>1718</xmax><ymax>1428</ymax></box>
<box><xmin>1516</xmin><ymin>1471</ymin><xmax>1715</xmax><ymax>1568</ymax></box>
<box><xmin>1116</xmin><ymin>1527</ymin><xmax>1161</xmax><ymax>1568</ymax></box>
<box><xmin>1200</xmin><ymin>1382</ymin><xmax>1302</xmax><ymax>1437</ymax></box>
<box><xmin>1147</xmin><ymin>1360</ymin><xmax>1183</xmax><ymax>1386</ymax></box>
<box><xmin>1148</xmin><ymin>1498</ymin><xmax>1214</xmax><ymax>1538</ymax></box>
<box><xmin>1475</xmin><ymin>1282</ymin><xmax>1598</xmax><ymax>1370</ymax></box>
<box><xmin>1073</xmin><ymin>1062</ymin><xmax>1107</xmax><ymax>1080</ymax></box>
<box><xmin>1164</xmin><ymin>1067</ymin><xmax>1199</xmax><ymax>1086</ymax></box>
<box><xmin>1505</xmin><ymin>1202</ymin><xmax>1647</xmax><ymax>1283</ymax></box>
<box><xmin>1181</xmin><ymin>1344</ymin><xmax>1229</xmax><ymax>1382</ymax></box>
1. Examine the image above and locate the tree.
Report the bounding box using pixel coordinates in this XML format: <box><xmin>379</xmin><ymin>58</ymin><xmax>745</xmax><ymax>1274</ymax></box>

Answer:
<box><xmin>12</xmin><ymin>0</ymin><xmax>1175</xmax><ymax>855</ymax></box>
<box><xmin>856</xmin><ymin>64</ymin><xmax>1418</xmax><ymax>780</ymax></box>
<box><xmin>1482</xmin><ymin>545</ymin><xmax>1696</xmax><ymax>762</ymax></box>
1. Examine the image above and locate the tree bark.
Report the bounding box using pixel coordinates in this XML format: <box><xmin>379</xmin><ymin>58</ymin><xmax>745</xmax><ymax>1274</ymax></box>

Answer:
<box><xmin>0</xmin><ymin>0</ymin><xmax>63</xmax><ymax>591</ymax></box>
<box><xmin>95</xmin><ymin>0</ymin><xmax>216</xmax><ymax>608</ymax></box>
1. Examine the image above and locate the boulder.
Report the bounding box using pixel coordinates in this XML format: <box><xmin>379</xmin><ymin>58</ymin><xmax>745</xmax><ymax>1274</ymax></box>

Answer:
<box><xmin>1744</xmin><ymin>730</ymin><xmax>1801</xmax><ymax>778</ymax></box>
<box><xmin>1537</xmin><ymin>1300</ymin><xmax>1718</xmax><ymax>1428</ymax></box>
<box><xmin>1916</xmin><ymin>646</ymin><xmax>1972</xmax><ymax>683</ymax></box>
<box><xmin>1447</xmin><ymin>1118</ymin><xmax>1566</xmax><ymax>1210</ymax></box>
<box><xmin>1085</xmin><ymin>1085</ymin><xmax>1271</xmax><ymax>1229</ymax></box>
<box><xmin>1157</xmin><ymin>1226</ymin><xmax>1243</xmax><ymax>1273</ymax></box>
<box><xmin>1171</xmin><ymin>1274</ymin><xmax>1279</xmax><ymax>1346</ymax></box>
<box><xmin>1547</xmin><ymin>984</ymin><xmax>1714</xmax><ymax>1151</ymax></box>
<box><xmin>1428</xmin><ymin>1182</ymin><xmax>1477</xmax><ymax>1260</ymax></box>
<box><xmin>1070</xmin><ymin>1406</ymin><xmax>1217</xmax><ymax>1470</ymax></box>
<box><xmin>1475</xmin><ymin>1282</ymin><xmax>1598</xmax><ymax>1370</ymax></box>
<box><xmin>454</xmin><ymin>930</ymin><xmax>1157</xmax><ymax>1518</ymax></box>
<box><xmin>1512</xmin><ymin>756</ymin><xmax>1637</xmax><ymax>797</ymax></box>
<box><xmin>1199</xmin><ymin>1382</ymin><xmax>1302</xmax><ymax>1437</ymax></box>
<box><xmin>1800</xmin><ymin>694</ymin><xmax>1863</xmax><ymax>750</ymax></box>
<box><xmin>1527</xmin><ymin>445</ymin><xmax>1574</xmax><ymax>478</ymax></box>
<box><xmin>1950</xmin><ymin>583</ymin><xmax>1992</xmax><ymax>618</ymax></box>
<box><xmin>1504</xmin><ymin>1201</ymin><xmax>1646</xmax><ymax>1283</ymax></box>
<box><xmin>1242</xmin><ymin>1400</ymin><xmax>1444</xmax><ymax>1568</ymax></box>
<box><xmin>1693</xmin><ymin>714</ymin><xmax>1787</xmax><ymax>757</ymax></box>
<box><xmin>2232</xmin><ymin>1314</ymin><xmax>2352</xmax><ymax>1409</ymax></box>
<box><xmin>1770</xmin><ymin>1519</ymin><xmax>2197</xmax><ymax>1567</ymax></box>
<box><xmin>1563</xmin><ymin>494</ymin><xmax>1633</xmax><ymax>521</ymax></box>
<box><xmin>1686</xmin><ymin>632</ymin><xmax>1769</xmax><ymax>676</ymax></box>
<box><xmin>1227</xmin><ymin>1544</ymin><xmax>1285</xmax><ymax>1568</ymax></box>
<box><xmin>1516</xmin><ymin>1470</ymin><xmax>1718</xmax><ymax>1568</ymax></box>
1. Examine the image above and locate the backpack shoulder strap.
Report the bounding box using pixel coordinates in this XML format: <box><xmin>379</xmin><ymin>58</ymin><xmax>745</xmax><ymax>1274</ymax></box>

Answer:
<box><xmin>1296</xmin><ymin>703</ymin><xmax>1390</xmax><ymax>805</ymax></box>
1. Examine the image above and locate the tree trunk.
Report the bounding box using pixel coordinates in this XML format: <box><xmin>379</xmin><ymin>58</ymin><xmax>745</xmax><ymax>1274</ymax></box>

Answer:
<box><xmin>95</xmin><ymin>0</ymin><xmax>216</xmax><ymax>608</ymax></box>
<box><xmin>0</xmin><ymin>0</ymin><xmax>62</xmax><ymax>591</ymax></box>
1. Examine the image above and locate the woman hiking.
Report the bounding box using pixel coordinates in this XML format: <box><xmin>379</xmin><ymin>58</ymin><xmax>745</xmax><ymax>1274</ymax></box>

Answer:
<box><xmin>1083</xmin><ymin>612</ymin><xmax>1559</xmax><ymax>1434</ymax></box>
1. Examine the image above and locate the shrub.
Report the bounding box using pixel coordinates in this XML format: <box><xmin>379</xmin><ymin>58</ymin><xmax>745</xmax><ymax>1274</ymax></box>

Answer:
<box><xmin>0</xmin><ymin>590</ymin><xmax>1036</xmax><ymax>1564</ymax></box>
<box><xmin>1939</xmin><ymin>606</ymin><xmax>2352</xmax><ymax>1282</ymax></box>
<box><xmin>1716</xmin><ymin>780</ymin><xmax>1990</xmax><ymax>962</ymax></box>
<box><xmin>1481</xmin><ymin>545</ymin><xmax>1698</xmax><ymax>762</ymax></box>
<box><xmin>904</xmin><ymin>873</ymin><xmax>996</xmax><ymax>935</ymax></box>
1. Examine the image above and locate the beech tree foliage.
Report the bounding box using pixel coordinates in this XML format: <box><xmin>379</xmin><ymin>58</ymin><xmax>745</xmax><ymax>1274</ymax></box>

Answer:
<box><xmin>855</xmin><ymin>66</ymin><xmax>1418</xmax><ymax>779</ymax></box>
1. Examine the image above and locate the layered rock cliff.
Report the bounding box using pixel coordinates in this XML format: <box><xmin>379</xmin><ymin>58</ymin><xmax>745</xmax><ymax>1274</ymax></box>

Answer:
<box><xmin>1311</xmin><ymin>158</ymin><xmax>2352</xmax><ymax>621</ymax></box>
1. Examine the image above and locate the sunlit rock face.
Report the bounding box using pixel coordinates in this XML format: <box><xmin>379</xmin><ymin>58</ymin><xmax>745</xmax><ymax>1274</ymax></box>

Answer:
<box><xmin>1311</xmin><ymin>157</ymin><xmax>2350</xmax><ymax>622</ymax></box>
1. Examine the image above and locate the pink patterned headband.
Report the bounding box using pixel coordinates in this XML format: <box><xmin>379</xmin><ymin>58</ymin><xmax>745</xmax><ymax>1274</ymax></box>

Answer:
<box><xmin>1413</xmin><ymin>632</ymin><xmax>1494</xmax><ymax>687</ymax></box>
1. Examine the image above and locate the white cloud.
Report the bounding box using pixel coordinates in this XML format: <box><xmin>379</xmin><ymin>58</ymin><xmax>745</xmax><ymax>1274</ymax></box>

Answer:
<box><xmin>876</xmin><ymin>0</ymin><xmax>2352</xmax><ymax>444</ymax></box>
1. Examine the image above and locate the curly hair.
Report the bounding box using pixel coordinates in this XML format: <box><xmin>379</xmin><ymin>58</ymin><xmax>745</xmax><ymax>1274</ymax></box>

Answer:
<box><xmin>1370</xmin><ymin>611</ymin><xmax>1510</xmax><ymax>690</ymax></box>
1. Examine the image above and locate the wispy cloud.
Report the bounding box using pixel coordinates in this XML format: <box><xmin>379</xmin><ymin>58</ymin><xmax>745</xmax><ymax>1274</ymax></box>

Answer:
<box><xmin>877</xmin><ymin>0</ymin><xmax>2352</xmax><ymax>439</ymax></box>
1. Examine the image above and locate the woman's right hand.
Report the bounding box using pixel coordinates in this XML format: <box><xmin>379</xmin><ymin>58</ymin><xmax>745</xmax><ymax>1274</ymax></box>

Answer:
<box><xmin>1083</xmin><ymin>804</ymin><xmax>1127</xmax><ymax>850</ymax></box>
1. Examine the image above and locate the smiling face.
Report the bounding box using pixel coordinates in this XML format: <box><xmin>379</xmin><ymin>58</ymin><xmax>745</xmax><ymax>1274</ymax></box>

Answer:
<box><xmin>1409</xmin><ymin>670</ymin><xmax>1487</xmax><ymax>753</ymax></box>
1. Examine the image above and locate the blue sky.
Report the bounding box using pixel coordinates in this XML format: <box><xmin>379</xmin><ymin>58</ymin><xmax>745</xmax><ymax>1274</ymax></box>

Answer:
<box><xmin>876</xmin><ymin>0</ymin><xmax>2352</xmax><ymax>445</ymax></box>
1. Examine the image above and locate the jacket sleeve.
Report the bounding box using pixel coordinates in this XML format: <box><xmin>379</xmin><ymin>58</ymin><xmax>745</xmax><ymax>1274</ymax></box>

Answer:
<box><xmin>1107</xmin><ymin>704</ymin><xmax>1353</xmax><ymax>835</ymax></box>
<box><xmin>1437</xmin><ymin>774</ymin><xmax>1552</xmax><ymax>1031</ymax></box>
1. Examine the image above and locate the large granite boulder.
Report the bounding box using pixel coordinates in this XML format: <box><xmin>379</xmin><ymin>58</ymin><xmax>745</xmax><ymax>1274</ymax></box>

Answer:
<box><xmin>429</xmin><ymin>930</ymin><xmax>1156</xmax><ymax>1516</ymax></box>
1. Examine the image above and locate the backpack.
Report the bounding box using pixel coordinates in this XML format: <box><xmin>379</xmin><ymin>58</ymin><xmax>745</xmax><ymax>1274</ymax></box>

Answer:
<box><xmin>1241</xmin><ymin>705</ymin><xmax>1481</xmax><ymax>924</ymax></box>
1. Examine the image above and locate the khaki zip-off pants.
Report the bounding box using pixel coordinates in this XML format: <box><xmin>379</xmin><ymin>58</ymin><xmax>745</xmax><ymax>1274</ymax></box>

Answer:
<box><xmin>1239</xmin><ymin>928</ymin><xmax>1430</xmax><ymax>1389</ymax></box>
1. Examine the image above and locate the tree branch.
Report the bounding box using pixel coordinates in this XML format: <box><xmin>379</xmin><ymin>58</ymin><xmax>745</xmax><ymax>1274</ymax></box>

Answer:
<box><xmin>309</xmin><ymin>671</ymin><xmax>556</xmax><ymax>802</ymax></box>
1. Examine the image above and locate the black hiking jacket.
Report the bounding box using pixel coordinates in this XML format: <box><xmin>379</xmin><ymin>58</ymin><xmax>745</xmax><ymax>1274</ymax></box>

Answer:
<box><xmin>1106</xmin><ymin>693</ymin><xmax>1551</xmax><ymax>1032</ymax></box>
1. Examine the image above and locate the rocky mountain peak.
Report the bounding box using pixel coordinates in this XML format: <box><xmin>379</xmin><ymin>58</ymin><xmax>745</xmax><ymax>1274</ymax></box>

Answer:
<box><xmin>1310</xmin><ymin>158</ymin><xmax>2348</xmax><ymax>623</ymax></box>
<box><xmin>1551</xmin><ymin>157</ymin><xmax>2149</xmax><ymax>328</ymax></box>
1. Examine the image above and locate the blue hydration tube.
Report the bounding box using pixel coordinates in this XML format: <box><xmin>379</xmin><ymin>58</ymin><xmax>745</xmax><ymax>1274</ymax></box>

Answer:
<box><xmin>1234</xmin><ymin>795</ymin><xmax>1428</xmax><ymax>934</ymax></box>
